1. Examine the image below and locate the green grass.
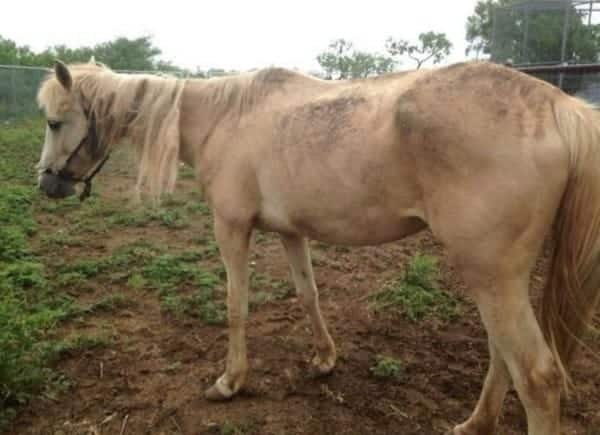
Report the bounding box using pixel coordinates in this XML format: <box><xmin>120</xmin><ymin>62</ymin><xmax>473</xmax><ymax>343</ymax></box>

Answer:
<box><xmin>161</xmin><ymin>287</ymin><xmax>226</xmax><ymax>325</ymax></box>
<box><xmin>0</xmin><ymin>119</ymin><xmax>222</xmax><ymax>429</ymax></box>
<box><xmin>0</xmin><ymin>119</ymin><xmax>107</xmax><ymax>429</ymax></box>
<box><xmin>370</xmin><ymin>254</ymin><xmax>460</xmax><ymax>322</ymax></box>
<box><xmin>141</xmin><ymin>253</ymin><xmax>225</xmax><ymax>323</ymax></box>
<box><xmin>38</xmin><ymin>231</ymin><xmax>83</xmax><ymax>249</ymax></box>
<box><xmin>370</xmin><ymin>355</ymin><xmax>404</xmax><ymax>379</ymax></box>
<box><xmin>218</xmin><ymin>420</ymin><xmax>260</xmax><ymax>435</ymax></box>
<box><xmin>72</xmin><ymin>294</ymin><xmax>130</xmax><ymax>316</ymax></box>
<box><xmin>54</xmin><ymin>241</ymin><xmax>225</xmax><ymax>323</ymax></box>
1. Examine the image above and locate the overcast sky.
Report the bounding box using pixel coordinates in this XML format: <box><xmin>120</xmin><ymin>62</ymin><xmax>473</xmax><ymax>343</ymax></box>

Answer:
<box><xmin>2</xmin><ymin>0</ymin><xmax>480</xmax><ymax>72</ymax></box>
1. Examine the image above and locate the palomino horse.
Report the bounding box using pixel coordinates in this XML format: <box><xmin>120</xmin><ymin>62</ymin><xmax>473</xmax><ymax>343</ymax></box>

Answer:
<box><xmin>36</xmin><ymin>60</ymin><xmax>600</xmax><ymax>435</ymax></box>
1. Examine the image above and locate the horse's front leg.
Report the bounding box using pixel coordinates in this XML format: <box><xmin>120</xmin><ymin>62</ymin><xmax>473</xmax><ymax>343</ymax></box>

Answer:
<box><xmin>205</xmin><ymin>216</ymin><xmax>251</xmax><ymax>401</ymax></box>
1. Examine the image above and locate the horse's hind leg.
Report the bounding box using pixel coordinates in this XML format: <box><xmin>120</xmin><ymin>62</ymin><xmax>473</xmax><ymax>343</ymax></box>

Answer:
<box><xmin>281</xmin><ymin>235</ymin><xmax>336</xmax><ymax>373</ymax></box>
<box><xmin>451</xmin><ymin>269</ymin><xmax>561</xmax><ymax>435</ymax></box>
<box><xmin>205</xmin><ymin>216</ymin><xmax>251</xmax><ymax>401</ymax></box>
<box><xmin>452</xmin><ymin>339</ymin><xmax>510</xmax><ymax>434</ymax></box>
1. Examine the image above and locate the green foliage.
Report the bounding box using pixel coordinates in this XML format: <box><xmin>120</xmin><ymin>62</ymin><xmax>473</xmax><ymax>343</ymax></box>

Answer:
<box><xmin>386</xmin><ymin>32</ymin><xmax>453</xmax><ymax>69</ymax></box>
<box><xmin>0</xmin><ymin>227</ymin><xmax>29</xmax><ymax>261</ymax></box>
<box><xmin>0</xmin><ymin>34</ymin><xmax>161</xmax><ymax>70</ymax></box>
<box><xmin>316</xmin><ymin>39</ymin><xmax>395</xmax><ymax>79</ymax></box>
<box><xmin>0</xmin><ymin>121</ymin><xmax>106</xmax><ymax>428</ymax></box>
<box><xmin>219</xmin><ymin>420</ymin><xmax>260</xmax><ymax>435</ymax></box>
<box><xmin>466</xmin><ymin>0</ymin><xmax>600</xmax><ymax>64</ymax></box>
<box><xmin>73</xmin><ymin>294</ymin><xmax>130</xmax><ymax>316</ymax></box>
<box><xmin>161</xmin><ymin>288</ymin><xmax>226</xmax><ymax>325</ymax></box>
<box><xmin>142</xmin><ymin>253</ymin><xmax>219</xmax><ymax>291</ymax></box>
<box><xmin>107</xmin><ymin>206</ymin><xmax>189</xmax><ymax>229</ymax></box>
<box><xmin>370</xmin><ymin>355</ymin><xmax>404</xmax><ymax>379</ymax></box>
<box><xmin>370</xmin><ymin>255</ymin><xmax>460</xmax><ymax>321</ymax></box>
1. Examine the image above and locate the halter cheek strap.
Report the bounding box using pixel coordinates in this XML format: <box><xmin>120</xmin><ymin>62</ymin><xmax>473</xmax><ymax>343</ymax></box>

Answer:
<box><xmin>57</xmin><ymin>109</ymin><xmax>111</xmax><ymax>202</ymax></box>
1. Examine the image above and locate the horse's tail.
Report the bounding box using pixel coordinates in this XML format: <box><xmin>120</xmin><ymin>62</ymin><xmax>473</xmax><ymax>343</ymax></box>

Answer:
<box><xmin>542</xmin><ymin>96</ymin><xmax>600</xmax><ymax>390</ymax></box>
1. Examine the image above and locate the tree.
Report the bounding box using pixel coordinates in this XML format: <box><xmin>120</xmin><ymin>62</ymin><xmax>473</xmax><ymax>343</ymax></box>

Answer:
<box><xmin>466</xmin><ymin>0</ymin><xmax>600</xmax><ymax>64</ymax></box>
<box><xmin>316</xmin><ymin>39</ymin><xmax>395</xmax><ymax>79</ymax></box>
<box><xmin>316</xmin><ymin>39</ymin><xmax>356</xmax><ymax>79</ymax></box>
<box><xmin>0</xmin><ymin>36</ymin><xmax>39</xmax><ymax>65</ymax></box>
<box><xmin>0</xmin><ymin>35</ymin><xmax>166</xmax><ymax>71</ymax></box>
<box><xmin>386</xmin><ymin>32</ymin><xmax>453</xmax><ymax>69</ymax></box>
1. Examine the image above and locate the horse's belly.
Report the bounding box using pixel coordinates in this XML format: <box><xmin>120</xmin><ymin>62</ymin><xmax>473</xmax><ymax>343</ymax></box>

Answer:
<box><xmin>256</xmin><ymin>201</ymin><xmax>426</xmax><ymax>245</ymax></box>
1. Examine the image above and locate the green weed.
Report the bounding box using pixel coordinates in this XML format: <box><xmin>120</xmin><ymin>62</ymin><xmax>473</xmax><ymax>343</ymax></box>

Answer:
<box><xmin>370</xmin><ymin>355</ymin><xmax>404</xmax><ymax>379</ymax></box>
<box><xmin>219</xmin><ymin>420</ymin><xmax>260</xmax><ymax>435</ymax></box>
<box><xmin>161</xmin><ymin>288</ymin><xmax>226</xmax><ymax>325</ymax></box>
<box><xmin>370</xmin><ymin>254</ymin><xmax>460</xmax><ymax>321</ymax></box>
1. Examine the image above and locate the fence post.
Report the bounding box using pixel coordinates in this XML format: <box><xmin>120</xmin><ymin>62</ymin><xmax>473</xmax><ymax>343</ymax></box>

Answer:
<box><xmin>559</xmin><ymin>0</ymin><xmax>571</xmax><ymax>90</ymax></box>
<box><xmin>11</xmin><ymin>67</ymin><xmax>17</xmax><ymax>115</ymax></box>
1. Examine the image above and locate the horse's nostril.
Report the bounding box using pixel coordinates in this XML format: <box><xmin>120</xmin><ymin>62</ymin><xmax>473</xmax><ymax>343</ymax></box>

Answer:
<box><xmin>40</xmin><ymin>172</ymin><xmax>76</xmax><ymax>199</ymax></box>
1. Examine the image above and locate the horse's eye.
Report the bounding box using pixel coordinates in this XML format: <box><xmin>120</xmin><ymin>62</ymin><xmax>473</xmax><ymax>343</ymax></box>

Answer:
<box><xmin>47</xmin><ymin>120</ymin><xmax>62</xmax><ymax>131</ymax></box>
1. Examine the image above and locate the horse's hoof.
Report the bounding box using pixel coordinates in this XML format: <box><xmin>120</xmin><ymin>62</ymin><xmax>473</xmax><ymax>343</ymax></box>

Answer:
<box><xmin>204</xmin><ymin>378</ymin><xmax>235</xmax><ymax>401</ymax></box>
<box><xmin>311</xmin><ymin>353</ymin><xmax>336</xmax><ymax>376</ymax></box>
<box><xmin>447</xmin><ymin>423</ymin><xmax>480</xmax><ymax>435</ymax></box>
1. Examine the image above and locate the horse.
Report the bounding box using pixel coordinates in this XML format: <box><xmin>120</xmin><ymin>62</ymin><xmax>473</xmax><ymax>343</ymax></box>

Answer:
<box><xmin>36</xmin><ymin>59</ymin><xmax>600</xmax><ymax>435</ymax></box>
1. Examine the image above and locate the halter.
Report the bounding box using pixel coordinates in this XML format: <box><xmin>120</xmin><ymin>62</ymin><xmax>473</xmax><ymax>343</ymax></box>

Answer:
<box><xmin>52</xmin><ymin>109</ymin><xmax>111</xmax><ymax>202</ymax></box>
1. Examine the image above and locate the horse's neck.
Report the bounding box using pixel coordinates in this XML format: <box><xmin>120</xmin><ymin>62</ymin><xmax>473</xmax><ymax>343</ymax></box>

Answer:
<box><xmin>178</xmin><ymin>77</ymin><xmax>241</xmax><ymax>167</ymax></box>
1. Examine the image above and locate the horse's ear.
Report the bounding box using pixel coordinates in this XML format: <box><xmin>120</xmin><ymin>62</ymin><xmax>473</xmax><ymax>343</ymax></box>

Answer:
<box><xmin>54</xmin><ymin>60</ymin><xmax>72</xmax><ymax>91</ymax></box>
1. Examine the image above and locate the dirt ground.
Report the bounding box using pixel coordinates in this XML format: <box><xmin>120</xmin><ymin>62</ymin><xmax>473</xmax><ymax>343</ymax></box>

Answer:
<box><xmin>8</xmin><ymin>155</ymin><xmax>600</xmax><ymax>435</ymax></box>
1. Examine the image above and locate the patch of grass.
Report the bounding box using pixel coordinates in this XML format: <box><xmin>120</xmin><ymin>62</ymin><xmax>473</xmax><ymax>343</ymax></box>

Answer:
<box><xmin>0</xmin><ymin>186</ymin><xmax>37</xmax><ymax>235</ymax></box>
<box><xmin>186</xmin><ymin>199</ymin><xmax>211</xmax><ymax>216</ymax></box>
<box><xmin>249</xmin><ymin>286</ymin><xmax>293</xmax><ymax>311</ymax></box>
<box><xmin>60</xmin><ymin>258</ymin><xmax>105</xmax><ymax>279</ymax></box>
<box><xmin>39</xmin><ymin>231</ymin><xmax>83</xmax><ymax>249</ymax></box>
<box><xmin>161</xmin><ymin>288</ymin><xmax>226</xmax><ymax>325</ymax></box>
<box><xmin>219</xmin><ymin>420</ymin><xmax>260</xmax><ymax>435</ymax></box>
<box><xmin>106</xmin><ymin>206</ymin><xmax>189</xmax><ymax>229</ymax></box>
<box><xmin>41</xmin><ymin>335</ymin><xmax>110</xmax><ymax>361</ymax></box>
<box><xmin>179</xmin><ymin>165</ymin><xmax>196</xmax><ymax>179</ymax></box>
<box><xmin>72</xmin><ymin>294</ymin><xmax>130</xmax><ymax>316</ymax></box>
<box><xmin>250</xmin><ymin>271</ymin><xmax>288</xmax><ymax>291</ymax></box>
<box><xmin>0</xmin><ymin>119</ymin><xmax>105</xmax><ymax>428</ymax></box>
<box><xmin>370</xmin><ymin>355</ymin><xmax>404</xmax><ymax>379</ymax></box>
<box><xmin>127</xmin><ymin>273</ymin><xmax>147</xmax><ymax>290</ymax></box>
<box><xmin>370</xmin><ymin>254</ymin><xmax>460</xmax><ymax>321</ymax></box>
<box><xmin>37</xmin><ymin>195</ymin><xmax>81</xmax><ymax>215</ymax></box>
<box><xmin>151</xmin><ymin>208</ymin><xmax>189</xmax><ymax>229</ymax></box>
<box><xmin>142</xmin><ymin>253</ymin><xmax>220</xmax><ymax>291</ymax></box>
<box><xmin>0</xmin><ymin>226</ymin><xmax>30</xmax><ymax>261</ymax></box>
<box><xmin>107</xmin><ymin>210</ymin><xmax>152</xmax><ymax>227</ymax></box>
<box><xmin>55</xmin><ymin>241</ymin><xmax>162</xmax><ymax>286</ymax></box>
<box><xmin>0</xmin><ymin>118</ymin><xmax>45</xmax><ymax>184</ymax></box>
<box><xmin>55</xmin><ymin>271</ymin><xmax>88</xmax><ymax>288</ymax></box>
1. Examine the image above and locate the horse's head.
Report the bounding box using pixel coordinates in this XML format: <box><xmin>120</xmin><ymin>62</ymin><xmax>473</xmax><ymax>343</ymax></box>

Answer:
<box><xmin>37</xmin><ymin>61</ymin><xmax>104</xmax><ymax>200</ymax></box>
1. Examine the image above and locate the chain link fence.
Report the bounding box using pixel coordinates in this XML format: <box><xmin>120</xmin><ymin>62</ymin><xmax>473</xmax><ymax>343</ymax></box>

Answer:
<box><xmin>515</xmin><ymin>64</ymin><xmax>600</xmax><ymax>103</ymax></box>
<box><xmin>0</xmin><ymin>65</ymin><xmax>49</xmax><ymax>121</ymax></box>
<box><xmin>3</xmin><ymin>61</ymin><xmax>600</xmax><ymax>123</ymax></box>
<box><xmin>492</xmin><ymin>0</ymin><xmax>600</xmax><ymax>65</ymax></box>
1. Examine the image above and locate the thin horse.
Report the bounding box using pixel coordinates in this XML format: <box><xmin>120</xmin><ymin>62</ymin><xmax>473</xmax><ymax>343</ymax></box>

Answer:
<box><xmin>36</xmin><ymin>60</ymin><xmax>600</xmax><ymax>435</ymax></box>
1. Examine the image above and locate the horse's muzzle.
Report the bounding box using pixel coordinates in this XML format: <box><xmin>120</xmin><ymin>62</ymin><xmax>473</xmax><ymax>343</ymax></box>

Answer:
<box><xmin>39</xmin><ymin>171</ymin><xmax>76</xmax><ymax>199</ymax></box>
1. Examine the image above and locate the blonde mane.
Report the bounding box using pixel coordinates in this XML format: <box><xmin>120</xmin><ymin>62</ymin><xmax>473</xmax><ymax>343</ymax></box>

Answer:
<box><xmin>38</xmin><ymin>63</ymin><xmax>184</xmax><ymax>200</ymax></box>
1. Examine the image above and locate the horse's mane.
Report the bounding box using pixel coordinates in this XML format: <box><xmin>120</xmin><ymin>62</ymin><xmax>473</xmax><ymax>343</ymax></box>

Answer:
<box><xmin>38</xmin><ymin>63</ymin><xmax>184</xmax><ymax>200</ymax></box>
<box><xmin>196</xmin><ymin>67</ymin><xmax>323</xmax><ymax>117</ymax></box>
<box><xmin>37</xmin><ymin>64</ymin><xmax>323</xmax><ymax>199</ymax></box>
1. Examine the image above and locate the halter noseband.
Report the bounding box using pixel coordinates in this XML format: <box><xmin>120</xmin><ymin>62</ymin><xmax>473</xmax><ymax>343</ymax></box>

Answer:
<box><xmin>52</xmin><ymin>109</ymin><xmax>111</xmax><ymax>202</ymax></box>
